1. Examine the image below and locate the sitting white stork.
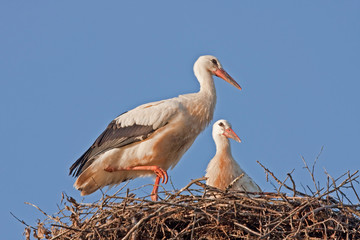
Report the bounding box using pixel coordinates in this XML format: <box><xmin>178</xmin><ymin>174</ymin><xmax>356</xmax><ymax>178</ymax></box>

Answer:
<box><xmin>205</xmin><ymin>120</ymin><xmax>261</xmax><ymax>192</ymax></box>
<box><xmin>69</xmin><ymin>55</ymin><xmax>241</xmax><ymax>201</ymax></box>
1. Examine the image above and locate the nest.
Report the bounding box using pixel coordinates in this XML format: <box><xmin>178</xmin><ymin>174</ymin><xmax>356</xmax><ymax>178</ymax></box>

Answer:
<box><xmin>20</xmin><ymin>161</ymin><xmax>360</xmax><ymax>240</ymax></box>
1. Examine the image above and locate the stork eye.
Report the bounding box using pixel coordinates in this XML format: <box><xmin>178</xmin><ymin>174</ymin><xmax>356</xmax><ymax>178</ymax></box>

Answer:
<box><xmin>211</xmin><ymin>59</ymin><xmax>218</xmax><ymax>65</ymax></box>
<box><xmin>218</xmin><ymin>122</ymin><xmax>224</xmax><ymax>127</ymax></box>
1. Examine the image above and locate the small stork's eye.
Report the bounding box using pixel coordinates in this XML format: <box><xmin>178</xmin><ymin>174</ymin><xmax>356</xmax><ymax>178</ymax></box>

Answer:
<box><xmin>211</xmin><ymin>59</ymin><xmax>218</xmax><ymax>65</ymax></box>
<box><xmin>218</xmin><ymin>122</ymin><xmax>224</xmax><ymax>127</ymax></box>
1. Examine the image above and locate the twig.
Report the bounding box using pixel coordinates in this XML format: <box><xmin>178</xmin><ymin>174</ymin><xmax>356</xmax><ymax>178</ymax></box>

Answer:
<box><xmin>349</xmin><ymin>171</ymin><xmax>360</xmax><ymax>203</ymax></box>
<box><xmin>260</xmin><ymin>201</ymin><xmax>310</xmax><ymax>239</ymax></box>
<box><xmin>50</xmin><ymin>224</ymin><xmax>86</xmax><ymax>232</ymax></box>
<box><xmin>25</xmin><ymin>202</ymin><xmax>60</xmax><ymax>223</ymax></box>
<box><xmin>287</xmin><ymin>172</ymin><xmax>296</xmax><ymax>197</ymax></box>
<box><xmin>234</xmin><ymin>222</ymin><xmax>261</xmax><ymax>237</ymax></box>
<box><xmin>294</xmin><ymin>204</ymin><xmax>339</xmax><ymax>237</ymax></box>
<box><xmin>320</xmin><ymin>170</ymin><xmax>359</xmax><ymax>200</ymax></box>
<box><xmin>170</xmin><ymin>177</ymin><xmax>207</xmax><ymax>199</ymax></box>
<box><xmin>190</xmin><ymin>213</ymin><xmax>196</xmax><ymax>240</ymax></box>
<box><xmin>226</xmin><ymin>173</ymin><xmax>244</xmax><ymax>192</ymax></box>
<box><xmin>257</xmin><ymin>161</ymin><xmax>307</xmax><ymax>197</ymax></box>
<box><xmin>10</xmin><ymin>212</ymin><xmax>36</xmax><ymax>229</ymax></box>
<box><xmin>301</xmin><ymin>155</ymin><xmax>320</xmax><ymax>196</ymax></box>
<box><xmin>121</xmin><ymin>205</ymin><xmax>166</xmax><ymax>240</ymax></box>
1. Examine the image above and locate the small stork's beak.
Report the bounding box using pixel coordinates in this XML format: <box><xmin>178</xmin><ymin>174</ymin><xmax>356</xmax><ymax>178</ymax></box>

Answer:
<box><xmin>223</xmin><ymin>128</ymin><xmax>242</xmax><ymax>142</ymax></box>
<box><xmin>212</xmin><ymin>68</ymin><xmax>242</xmax><ymax>90</ymax></box>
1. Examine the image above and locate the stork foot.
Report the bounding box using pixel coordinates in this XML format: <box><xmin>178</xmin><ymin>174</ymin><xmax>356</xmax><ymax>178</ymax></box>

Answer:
<box><xmin>122</xmin><ymin>165</ymin><xmax>168</xmax><ymax>184</ymax></box>
<box><xmin>125</xmin><ymin>166</ymin><xmax>167</xmax><ymax>201</ymax></box>
<box><xmin>104</xmin><ymin>166</ymin><xmax>116</xmax><ymax>172</ymax></box>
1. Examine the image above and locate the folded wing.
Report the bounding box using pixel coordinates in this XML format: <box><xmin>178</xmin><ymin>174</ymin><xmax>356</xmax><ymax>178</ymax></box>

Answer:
<box><xmin>69</xmin><ymin>98</ymin><xmax>182</xmax><ymax>177</ymax></box>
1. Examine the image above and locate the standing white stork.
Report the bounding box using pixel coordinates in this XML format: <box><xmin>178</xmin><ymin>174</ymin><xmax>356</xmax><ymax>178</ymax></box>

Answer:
<box><xmin>206</xmin><ymin>120</ymin><xmax>261</xmax><ymax>192</ymax></box>
<box><xmin>69</xmin><ymin>55</ymin><xmax>241</xmax><ymax>201</ymax></box>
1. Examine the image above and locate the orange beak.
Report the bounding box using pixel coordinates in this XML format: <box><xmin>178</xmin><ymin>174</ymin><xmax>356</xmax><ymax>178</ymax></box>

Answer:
<box><xmin>223</xmin><ymin>127</ymin><xmax>241</xmax><ymax>142</ymax></box>
<box><xmin>212</xmin><ymin>68</ymin><xmax>242</xmax><ymax>90</ymax></box>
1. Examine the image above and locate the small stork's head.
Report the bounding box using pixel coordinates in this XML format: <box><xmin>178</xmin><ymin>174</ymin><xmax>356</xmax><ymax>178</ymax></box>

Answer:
<box><xmin>194</xmin><ymin>55</ymin><xmax>241</xmax><ymax>90</ymax></box>
<box><xmin>212</xmin><ymin>119</ymin><xmax>241</xmax><ymax>143</ymax></box>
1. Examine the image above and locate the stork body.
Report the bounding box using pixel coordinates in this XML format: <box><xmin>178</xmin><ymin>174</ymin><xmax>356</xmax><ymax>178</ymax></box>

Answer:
<box><xmin>206</xmin><ymin>120</ymin><xmax>261</xmax><ymax>192</ymax></box>
<box><xmin>70</xmin><ymin>56</ymin><xmax>241</xmax><ymax>200</ymax></box>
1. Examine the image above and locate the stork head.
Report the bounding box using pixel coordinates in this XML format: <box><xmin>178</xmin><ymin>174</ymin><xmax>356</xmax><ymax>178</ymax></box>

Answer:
<box><xmin>212</xmin><ymin>119</ymin><xmax>241</xmax><ymax>143</ymax></box>
<box><xmin>194</xmin><ymin>55</ymin><xmax>241</xmax><ymax>90</ymax></box>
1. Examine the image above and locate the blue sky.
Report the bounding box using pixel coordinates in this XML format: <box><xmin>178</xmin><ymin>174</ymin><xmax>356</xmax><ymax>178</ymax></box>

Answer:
<box><xmin>1</xmin><ymin>1</ymin><xmax>360</xmax><ymax>239</ymax></box>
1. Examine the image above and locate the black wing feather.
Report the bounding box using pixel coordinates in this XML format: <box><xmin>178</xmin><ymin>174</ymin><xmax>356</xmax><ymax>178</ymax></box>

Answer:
<box><xmin>69</xmin><ymin>117</ymin><xmax>156</xmax><ymax>177</ymax></box>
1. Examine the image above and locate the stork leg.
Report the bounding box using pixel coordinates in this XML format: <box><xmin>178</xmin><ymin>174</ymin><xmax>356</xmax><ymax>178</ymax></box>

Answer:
<box><xmin>151</xmin><ymin>176</ymin><xmax>161</xmax><ymax>201</ymax></box>
<box><xmin>104</xmin><ymin>165</ymin><xmax>168</xmax><ymax>201</ymax></box>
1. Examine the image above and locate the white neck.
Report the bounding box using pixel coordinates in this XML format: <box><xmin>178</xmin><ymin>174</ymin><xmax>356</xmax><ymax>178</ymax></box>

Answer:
<box><xmin>214</xmin><ymin>136</ymin><xmax>232</xmax><ymax>156</ymax></box>
<box><xmin>195</xmin><ymin>66</ymin><xmax>217</xmax><ymax>116</ymax></box>
<box><xmin>194</xmin><ymin>65</ymin><xmax>216</xmax><ymax>96</ymax></box>
<box><xmin>179</xmin><ymin>66</ymin><xmax>217</xmax><ymax>129</ymax></box>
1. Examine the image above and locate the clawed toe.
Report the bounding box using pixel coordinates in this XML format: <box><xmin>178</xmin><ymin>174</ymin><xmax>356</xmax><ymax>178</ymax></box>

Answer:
<box><xmin>104</xmin><ymin>166</ymin><xmax>115</xmax><ymax>172</ymax></box>
<box><xmin>154</xmin><ymin>167</ymin><xmax>168</xmax><ymax>184</ymax></box>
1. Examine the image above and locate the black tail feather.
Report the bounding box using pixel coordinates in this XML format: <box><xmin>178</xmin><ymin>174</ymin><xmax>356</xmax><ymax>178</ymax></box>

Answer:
<box><xmin>69</xmin><ymin>148</ymin><xmax>93</xmax><ymax>177</ymax></box>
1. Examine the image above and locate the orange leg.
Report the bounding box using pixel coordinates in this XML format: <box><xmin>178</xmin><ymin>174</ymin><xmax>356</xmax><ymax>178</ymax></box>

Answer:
<box><xmin>104</xmin><ymin>165</ymin><xmax>168</xmax><ymax>201</ymax></box>
<box><xmin>151</xmin><ymin>176</ymin><xmax>161</xmax><ymax>201</ymax></box>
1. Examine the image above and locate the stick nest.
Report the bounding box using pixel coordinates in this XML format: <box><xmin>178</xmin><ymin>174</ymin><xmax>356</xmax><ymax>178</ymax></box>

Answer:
<box><xmin>22</xmin><ymin>162</ymin><xmax>360</xmax><ymax>240</ymax></box>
